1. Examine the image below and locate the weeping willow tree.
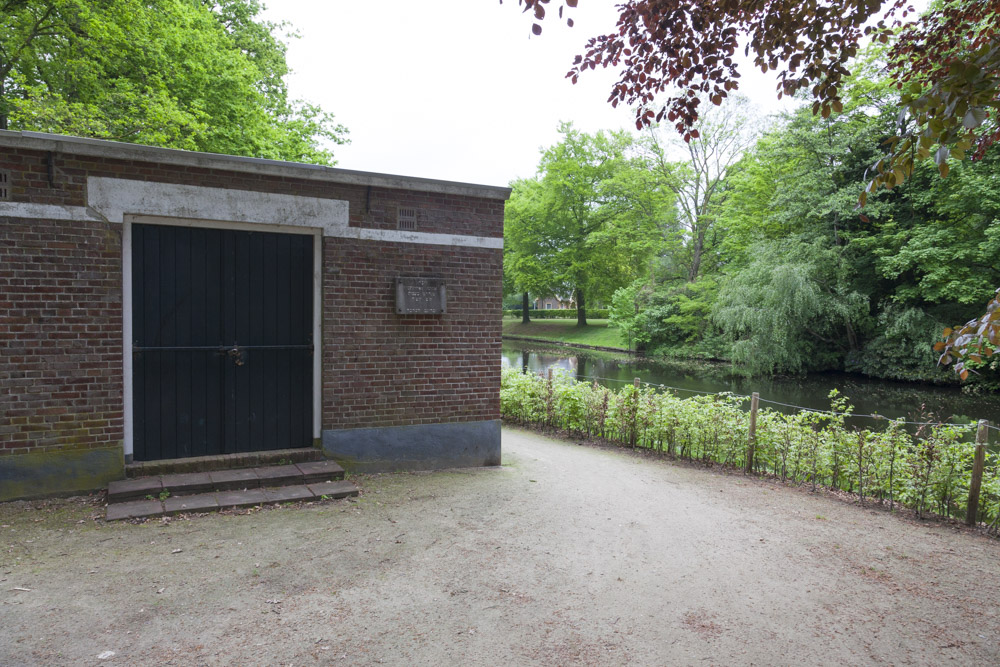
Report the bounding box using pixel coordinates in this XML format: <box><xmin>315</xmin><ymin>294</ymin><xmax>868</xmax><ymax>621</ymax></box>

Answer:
<box><xmin>712</xmin><ymin>239</ymin><xmax>869</xmax><ymax>375</ymax></box>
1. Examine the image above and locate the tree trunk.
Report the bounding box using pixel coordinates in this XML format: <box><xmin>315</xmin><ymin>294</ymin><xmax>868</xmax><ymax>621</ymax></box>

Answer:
<box><xmin>575</xmin><ymin>287</ymin><xmax>587</xmax><ymax>327</ymax></box>
<box><xmin>845</xmin><ymin>319</ymin><xmax>859</xmax><ymax>352</ymax></box>
<box><xmin>521</xmin><ymin>292</ymin><xmax>531</xmax><ymax>324</ymax></box>
<box><xmin>0</xmin><ymin>75</ymin><xmax>7</xmax><ymax>130</ymax></box>
<box><xmin>687</xmin><ymin>227</ymin><xmax>706</xmax><ymax>282</ymax></box>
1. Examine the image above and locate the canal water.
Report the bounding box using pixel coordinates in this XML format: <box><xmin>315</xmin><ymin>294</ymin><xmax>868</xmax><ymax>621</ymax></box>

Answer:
<box><xmin>501</xmin><ymin>341</ymin><xmax>1000</xmax><ymax>430</ymax></box>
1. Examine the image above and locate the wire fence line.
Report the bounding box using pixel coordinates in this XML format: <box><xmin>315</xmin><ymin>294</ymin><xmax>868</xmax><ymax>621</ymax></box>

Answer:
<box><xmin>575</xmin><ymin>373</ymin><xmax>725</xmax><ymax>396</ymax></box>
<box><xmin>538</xmin><ymin>369</ymin><xmax>996</xmax><ymax>432</ymax></box>
<box><xmin>502</xmin><ymin>366</ymin><xmax>1000</xmax><ymax>532</ymax></box>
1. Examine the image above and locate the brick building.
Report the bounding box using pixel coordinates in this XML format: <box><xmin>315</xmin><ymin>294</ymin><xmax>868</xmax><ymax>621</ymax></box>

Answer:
<box><xmin>0</xmin><ymin>131</ymin><xmax>508</xmax><ymax>501</ymax></box>
<box><xmin>533</xmin><ymin>295</ymin><xmax>574</xmax><ymax>310</ymax></box>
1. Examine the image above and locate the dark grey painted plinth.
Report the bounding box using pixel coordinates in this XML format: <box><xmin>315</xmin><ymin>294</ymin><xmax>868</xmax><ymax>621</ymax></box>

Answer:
<box><xmin>0</xmin><ymin>446</ymin><xmax>124</xmax><ymax>502</ymax></box>
<box><xmin>322</xmin><ymin>420</ymin><xmax>501</xmax><ymax>472</ymax></box>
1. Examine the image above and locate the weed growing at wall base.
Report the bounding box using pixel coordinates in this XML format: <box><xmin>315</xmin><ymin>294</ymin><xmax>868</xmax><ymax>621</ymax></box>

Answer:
<box><xmin>500</xmin><ymin>367</ymin><xmax>1000</xmax><ymax>533</ymax></box>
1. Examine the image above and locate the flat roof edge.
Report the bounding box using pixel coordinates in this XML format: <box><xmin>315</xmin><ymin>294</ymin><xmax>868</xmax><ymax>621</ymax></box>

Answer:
<box><xmin>0</xmin><ymin>130</ymin><xmax>512</xmax><ymax>200</ymax></box>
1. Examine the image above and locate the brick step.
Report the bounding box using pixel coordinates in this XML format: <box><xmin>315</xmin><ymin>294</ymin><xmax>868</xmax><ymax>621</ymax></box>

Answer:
<box><xmin>108</xmin><ymin>460</ymin><xmax>346</xmax><ymax>504</ymax></box>
<box><xmin>125</xmin><ymin>447</ymin><xmax>323</xmax><ymax>478</ymax></box>
<box><xmin>106</xmin><ymin>479</ymin><xmax>359</xmax><ymax>521</ymax></box>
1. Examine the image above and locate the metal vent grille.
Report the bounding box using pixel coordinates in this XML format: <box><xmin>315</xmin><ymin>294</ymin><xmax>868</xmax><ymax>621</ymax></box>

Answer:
<box><xmin>397</xmin><ymin>207</ymin><xmax>417</xmax><ymax>230</ymax></box>
<box><xmin>0</xmin><ymin>170</ymin><xmax>9</xmax><ymax>201</ymax></box>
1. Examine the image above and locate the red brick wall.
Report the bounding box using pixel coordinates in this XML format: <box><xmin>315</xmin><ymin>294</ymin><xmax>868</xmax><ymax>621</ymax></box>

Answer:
<box><xmin>0</xmin><ymin>216</ymin><xmax>123</xmax><ymax>456</ymax></box>
<box><xmin>358</xmin><ymin>188</ymin><xmax>505</xmax><ymax>237</ymax></box>
<box><xmin>0</xmin><ymin>149</ymin><xmax>504</xmax><ymax>239</ymax></box>
<box><xmin>322</xmin><ymin>239</ymin><xmax>502</xmax><ymax>430</ymax></box>
<box><xmin>1</xmin><ymin>145</ymin><xmax>503</xmax><ymax>461</ymax></box>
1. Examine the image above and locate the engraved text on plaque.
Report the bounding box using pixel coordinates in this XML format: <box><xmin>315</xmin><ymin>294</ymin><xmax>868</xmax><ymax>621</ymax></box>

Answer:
<box><xmin>396</xmin><ymin>277</ymin><xmax>446</xmax><ymax>314</ymax></box>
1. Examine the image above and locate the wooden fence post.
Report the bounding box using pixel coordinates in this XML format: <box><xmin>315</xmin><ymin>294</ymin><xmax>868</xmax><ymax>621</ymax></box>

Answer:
<box><xmin>547</xmin><ymin>367</ymin><xmax>553</xmax><ymax>382</ymax></box>
<box><xmin>966</xmin><ymin>419</ymin><xmax>989</xmax><ymax>527</ymax></box>
<box><xmin>745</xmin><ymin>392</ymin><xmax>760</xmax><ymax>474</ymax></box>
<box><xmin>629</xmin><ymin>377</ymin><xmax>641</xmax><ymax>448</ymax></box>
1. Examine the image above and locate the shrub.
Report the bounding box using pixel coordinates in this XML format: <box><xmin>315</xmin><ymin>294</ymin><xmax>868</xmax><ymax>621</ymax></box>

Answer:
<box><xmin>503</xmin><ymin>308</ymin><xmax>610</xmax><ymax>320</ymax></box>
<box><xmin>500</xmin><ymin>367</ymin><xmax>997</xmax><ymax>528</ymax></box>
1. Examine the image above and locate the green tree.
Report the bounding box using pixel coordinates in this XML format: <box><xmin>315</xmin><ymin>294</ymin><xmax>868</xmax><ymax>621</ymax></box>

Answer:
<box><xmin>640</xmin><ymin>95</ymin><xmax>762</xmax><ymax>282</ymax></box>
<box><xmin>504</xmin><ymin>123</ymin><xmax>662</xmax><ymax>326</ymax></box>
<box><xmin>0</xmin><ymin>0</ymin><xmax>347</xmax><ymax>164</ymax></box>
<box><xmin>864</xmin><ymin>152</ymin><xmax>1000</xmax><ymax>381</ymax></box>
<box><xmin>711</xmin><ymin>57</ymin><xmax>1000</xmax><ymax>381</ymax></box>
<box><xmin>509</xmin><ymin>0</ymin><xmax>1000</xmax><ymax>374</ymax></box>
<box><xmin>610</xmin><ymin>275</ymin><xmax>720</xmax><ymax>354</ymax></box>
<box><xmin>511</xmin><ymin>0</ymin><xmax>999</xmax><ymax>195</ymax></box>
<box><xmin>504</xmin><ymin>177</ymin><xmax>558</xmax><ymax>323</ymax></box>
<box><xmin>712</xmin><ymin>239</ymin><xmax>870</xmax><ymax>376</ymax></box>
<box><xmin>604</xmin><ymin>97</ymin><xmax>755</xmax><ymax>354</ymax></box>
<box><xmin>717</xmin><ymin>53</ymin><xmax>900</xmax><ymax>265</ymax></box>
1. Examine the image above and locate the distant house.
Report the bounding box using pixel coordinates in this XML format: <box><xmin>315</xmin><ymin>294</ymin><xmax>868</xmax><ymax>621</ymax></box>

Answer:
<box><xmin>533</xmin><ymin>295</ymin><xmax>574</xmax><ymax>310</ymax></box>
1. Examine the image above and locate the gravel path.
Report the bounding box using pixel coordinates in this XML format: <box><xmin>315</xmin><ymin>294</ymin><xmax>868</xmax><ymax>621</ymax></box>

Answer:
<box><xmin>2</xmin><ymin>426</ymin><xmax>999</xmax><ymax>666</ymax></box>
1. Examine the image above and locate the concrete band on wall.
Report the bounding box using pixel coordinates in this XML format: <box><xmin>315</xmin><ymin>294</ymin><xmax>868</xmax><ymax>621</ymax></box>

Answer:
<box><xmin>322</xmin><ymin>420</ymin><xmax>501</xmax><ymax>473</ymax></box>
<box><xmin>0</xmin><ymin>179</ymin><xmax>504</xmax><ymax>250</ymax></box>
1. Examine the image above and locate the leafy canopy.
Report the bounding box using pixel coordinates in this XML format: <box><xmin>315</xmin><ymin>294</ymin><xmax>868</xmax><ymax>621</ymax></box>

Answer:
<box><xmin>639</xmin><ymin>94</ymin><xmax>763</xmax><ymax>281</ymax></box>
<box><xmin>0</xmin><ymin>0</ymin><xmax>347</xmax><ymax>164</ymax></box>
<box><xmin>503</xmin><ymin>122</ymin><xmax>666</xmax><ymax>325</ymax></box>
<box><xmin>506</xmin><ymin>0</ymin><xmax>1000</xmax><ymax>378</ymax></box>
<box><xmin>712</xmin><ymin>239</ymin><xmax>870</xmax><ymax>376</ymax></box>
<box><xmin>507</xmin><ymin>0</ymin><xmax>998</xmax><ymax>192</ymax></box>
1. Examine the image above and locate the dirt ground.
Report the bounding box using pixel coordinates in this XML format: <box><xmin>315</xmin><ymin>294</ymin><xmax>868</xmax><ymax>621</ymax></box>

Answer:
<box><xmin>2</xmin><ymin>427</ymin><xmax>999</xmax><ymax>666</ymax></box>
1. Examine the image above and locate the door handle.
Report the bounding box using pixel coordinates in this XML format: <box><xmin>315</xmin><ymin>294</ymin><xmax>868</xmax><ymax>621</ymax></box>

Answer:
<box><xmin>227</xmin><ymin>345</ymin><xmax>246</xmax><ymax>366</ymax></box>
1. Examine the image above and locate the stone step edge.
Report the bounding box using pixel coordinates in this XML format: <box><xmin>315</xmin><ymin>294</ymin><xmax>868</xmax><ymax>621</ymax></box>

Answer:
<box><xmin>109</xmin><ymin>461</ymin><xmax>346</xmax><ymax>503</ymax></box>
<box><xmin>125</xmin><ymin>447</ymin><xmax>323</xmax><ymax>478</ymax></box>
<box><xmin>105</xmin><ymin>480</ymin><xmax>359</xmax><ymax>521</ymax></box>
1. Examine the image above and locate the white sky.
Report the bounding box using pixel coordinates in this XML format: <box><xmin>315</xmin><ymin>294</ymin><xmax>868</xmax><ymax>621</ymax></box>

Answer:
<box><xmin>262</xmin><ymin>1</ymin><xmax>801</xmax><ymax>187</ymax></box>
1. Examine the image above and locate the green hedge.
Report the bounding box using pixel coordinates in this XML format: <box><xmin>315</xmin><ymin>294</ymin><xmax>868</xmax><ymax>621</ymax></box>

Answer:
<box><xmin>501</xmin><ymin>367</ymin><xmax>1000</xmax><ymax>531</ymax></box>
<box><xmin>503</xmin><ymin>308</ymin><xmax>609</xmax><ymax>320</ymax></box>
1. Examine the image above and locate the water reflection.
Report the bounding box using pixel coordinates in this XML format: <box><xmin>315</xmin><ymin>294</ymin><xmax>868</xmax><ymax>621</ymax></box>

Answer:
<box><xmin>502</xmin><ymin>342</ymin><xmax>1000</xmax><ymax>427</ymax></box>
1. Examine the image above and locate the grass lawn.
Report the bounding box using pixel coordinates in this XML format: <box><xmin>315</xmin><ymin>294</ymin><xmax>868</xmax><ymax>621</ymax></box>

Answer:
<box><xmin>501</xmin><ymin>317</ymin><xmax>627</xmax><ymax>350</ymax></box>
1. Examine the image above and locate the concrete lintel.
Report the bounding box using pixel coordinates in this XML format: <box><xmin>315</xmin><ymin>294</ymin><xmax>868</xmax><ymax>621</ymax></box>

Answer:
<box><xmin>88</xmin><ymin>177</ymin><xmax>349</xmax><ymax>233</ymax></box>
<box><xmin>0</xmin><ymin>202</ymin><xmax>104</xmax><ymax>222</ymax></box>
<box><xmin>322</xmin><ymin>420</ymin><xmax>501</xmax><ymax>473</ymax></box>
<box><xmin>0</xmin><ymin>130</ymin><xmax>512</xmax><ymax>200</ymax></box>
<box><xmin>348</xmin><ymin>226</ymin><xmax>504</xmax><ymax>249</ymax></box>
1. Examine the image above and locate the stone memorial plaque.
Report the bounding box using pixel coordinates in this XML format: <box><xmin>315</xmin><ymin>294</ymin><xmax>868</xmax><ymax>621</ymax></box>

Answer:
<box><xmin>396</xmin><ymin>277</ymin><xmax>446</xmax><ymax>314</ymax></box>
